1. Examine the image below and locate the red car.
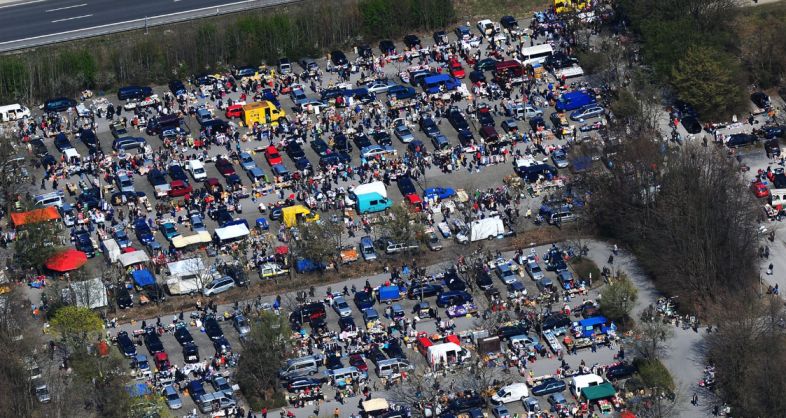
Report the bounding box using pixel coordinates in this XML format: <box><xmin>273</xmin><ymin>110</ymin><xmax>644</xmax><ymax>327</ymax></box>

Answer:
<box><xmin>225</xmin><ymin>104</ymin><xmax>243</xmax><ymax>119</ymax></box>
<box><xmin>215</xmin><ymin>157</ymin><xmax>236</xmax><ymax>177</ymax></box>
<box><xmin>348</xmin><ymin>354</ymin><xmax>368</xmax><ymax>373</ymax></box>
<box><xmin>752</xmin><ymin>181</ymin><xmax>770</xmax><ymax>198</ymax></box>
<box><xmin>265</xmin><ymin>145</ymin><xmax>283</xmax><ymax>166</ymax></box>
<box><xmin>154</xmin><ymin>352</ymin><xmax>171</xmax><ymax>371</ymax></box>
<box><xmin>448</xmin><ymin>58</ymin><xmax>465</xmax><ymax>79</ymax></box>
<box><xmin>168</xmin><ymin>180</ymin><xmax>193</xmax><ymax>197</ymax></box>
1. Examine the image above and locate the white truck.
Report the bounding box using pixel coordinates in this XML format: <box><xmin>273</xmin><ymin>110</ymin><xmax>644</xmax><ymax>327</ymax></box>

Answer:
<box><xmin>165</xmin><ymin>258</ymin><xmax>209</xmax><ymax>295</ymax></box>
<box><xmin>426</xmin><ymin>342</ymin><xmax>471</xmax><ymax>369</ymax></box>
<box><xmin>344</xmin><ymin>181</ymin><xmax>388</xmax><ymax>205</ymax></box>
<box><xmin>456</xmin><ymin>216</ymin><xmax>505</xmax><ymax>243</ymax></box>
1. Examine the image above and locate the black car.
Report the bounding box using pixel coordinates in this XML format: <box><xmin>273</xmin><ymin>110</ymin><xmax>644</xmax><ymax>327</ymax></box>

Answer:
<box><xmin>295</xmin><ymin>156</ymin><xmax>312</xmax><ymax>171</ymax></box>
<box><xmin>436</xmin><ymin>290</ymin><xmax>473</xmax><ymax>308</ymax></box>
<box><xmin>183</xmin><ymin>342</ymin><xmax>200</xmax><ymax>363</ymax></box>
<box><xmin>477</xmin><ymin>105</ymin><xmax>495</xmax><ymax>127</ymax></box>
<box><xmin>310</xmin><ymin>138</ymin><xmax>330</xmax><ymax>157</ymax></box>
<box><xmin>725</xmin><ymin>133</ymin><xmax>757</xmax><ymax>148</ymax></box>
<box><xmin>497</xmin><ymin>323</ymin><xmax>529</xmax><ymax>340</ymax></box>
<box><xmin>354</xmin><ymin>291</ymin><xmax>375</xmax><ymax>310</ymax></box>
<box><xmin>287</xmin><ymin>377</ymin><xmax>323</xmax><ymax>393</ymax></box>
<box><xmin>500</xmin><ymin>15</ymin><xmax>519</xmax><ymax>30</ymax></box>
<box><xmin>397</xmin><ymin>175</ymin><xmax>417</xmax><ymax>196</ymax></box>
<box><xmin>762</xmin><ymin>125</ymin><xmax>786</xmax><ymax>139</ymax></box>
<box><xmin>352</xmin><ymin>133</ymin><xmax>372</xmax><ymax>149</ymax></box>
<box><xmin>333</xmin><ymin>133</ymin><xmax>352</xmax><ymax>152</ymax></box>
<box><xmin>383</xmin><ymin>340</ymin><xmax>407</xmax><ymax>360</ymax></box>
<box><xmin>203</xmin><ymin>316</ymin><xmax>224</xmax><ymax>341</ymax></box>
<box><xmin>517</xmin><ymin>163</ymin><xmax>558</xmax><ymax>183</ymax></box>
<box><xmin>144</xmin><ymin>329</ymin><xmax>165</xmax><ymax>354</ymax></box>
<box><xmin>433</xmin><ymin>31</ymin><xmax>448</xmax><ymax>45</ymax></box>
<box><xmin>766</xmin><ymin>139</ymin><xmax>782</xmax><ymax>158</ymax></box>
<box><xmin>474</xmin><ymin>58</ymin><xmax>499</xmax><ymax>72</ymax></box>
<box><xmin>53</xmin><ymin>133</ymin><xmax>72</xmax><ymax>152</ymax></box>
<box><xmin>475</xmin><ymin>267</ymin><xmax>494</xmax><ymax>290</ymax></box>
<box><xmin>117</xmin><ymin>85</ymin><xmax>153</xmax><ymax>101</ymax></box>
<box><xmin>116</xmin><ymin>288</ymin><xmax>133</xmax><ymax>309</ymax></box>
<box><xmin>448</xmin><ymin>395</ymin><xmax>486</xmax><ymax>413</ymax></box>
<box><xmin>116</xmin><ymin>331</ymin><xmax>136</xmax><ymax>357</ymax></box>
<box><xmin>326</xmin><ymin>354</ymin><xmax>344</xmax><ymax>370</ymax></box>
<box><xmin>541</xmin><ymin>313</ymin><xmax>571</xmax><ymax>332</ymax></box>
<box><xmin>372</xmin><ymin>130</ymin><xmax>392</xmax><ymax>146</ymax></box>
<box><xmin>681</xmin><ymin>116</ymin><xmax>702</xmax><ymax>134</ymax></box>
<box><xmin>403</xmin><ymin>34</ymin><xmax>421</xmax><ymax>49</ymax></box>
<box><xmin>379</xmin><ymin>40</ymin><xmax>396</xmax><ymax>55</ymax></box>
<box><xmin>407</xmin><ymin>283</ymin><xmax>443</xmax><ymax>299</ymax></box>
<box><xmin>673</xmin><ymin>100</ymin><xmax>697</xmax><ymax>119</ymax></box>
<box><xmin>331</xmin><ymin>50</ymin><xmax>349</xmax><ymax>67</ymax></box>
<box><xmin>43</xmin><ymin>97</ymin><xmax>77</xmax><ymax>113</ymax></box>
<box><xmin>444</xmin><ymin>269</ymin><xmax>467</xmax><ymax>291</ymax></box>
<box><xmin>469</xmin><ymin>70</ymin><xmax>486</xmax><ymax>83</ymax></box>
<box><xmin>606</xmin><ymin>362</ymin><xmax>637</xmax><ymax>380</ymax></box>
<box><xmin>531</xmin><ymin>378</ymin><xmax>567</xmax><ymax>396</ymax></box>
<box><xmin>79</xmin><ymin>129</ymin><xmax>99</xmax><ymax>151</ymax></box>
<box><xmin>291</xmin><ymin>302</ymin><xmax>327</xmax><ymax>324</ymax></box>
<box><xmin>147</xmin><ymin>169</ymin><xmax>168</xmax><ymax>187</ymax></box>
<box><xmin>419</xmin><ymin>117</ymin><xmax>440</xmax><ymax>138</ymax></box>
<box><xmin>167</xmin><ymin>164</ymin><xmax>188</xmax><ymax>183</ymax></box>
<box><xmin>286</xmin><ymin>141</ymin><xmax>306</xmax><ymax>159</ymax></box>
<box><xmin>338</xmin><ymin>316</ymin><xmax>357</xmax><ymax>333</ymax></box>
<box><xmin>169</xmin><ymin>80</ymin><xmax>187</xmax><ymax>96</ymax></box>
<box><xmin>29</xmin><ymin>138</ymin><xmax>48</xmax><ymax>158</ymax></box>
<box><xmin>751</xmin><ymin>92</ymin><xmax>771</xmax><ymax>109</ymax></box>
<box><xmin>358</xmin><ymin>44</ymin><xmax>373</xmax><ymax>59</ymax></box>
<box><xmin>174</xmin><ymin>325</ymin><xmax>194</xmax><ymax>346</ymax></box>
<box><xmin>368</xmin><ymin>345</ymin><xmax>388</xmax><ymax>364</ymax></box>
<box><xmin>544</xmin><ymin>52</ymin><xmax>578</xmax><ymax>70</ymax></box>
<box><xmin>142</xmin><ymin>284</ymin><xmax>165</xmax><ymax>303</ymax></box>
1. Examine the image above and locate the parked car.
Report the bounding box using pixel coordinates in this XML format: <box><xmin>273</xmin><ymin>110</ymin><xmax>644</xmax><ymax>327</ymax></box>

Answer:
<box><xmin>606</xmin><ymin>362</ymin><xmax>637</xmax><ymax>380</ymax></box>
<box><xmin>531</xmin><ymin>378</ymin><xmax>566</xmax><ymax>396</ymax></box>
<box><xmin>570</xmin><ymin>105</ymin><xmax>605</xmax><ymax>121</ymax></box>
<box><xmin>331</xmin><ymin>296</ymin><xmax>353</xmax><ymax>317</ymax></box>
<box><xmin>203</xmin><ymin>276</ymin><xmax>235</xmax><ymax>296</ymax></box>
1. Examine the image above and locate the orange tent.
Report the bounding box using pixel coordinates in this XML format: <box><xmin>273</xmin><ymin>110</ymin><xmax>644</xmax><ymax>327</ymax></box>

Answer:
<box><xmin>11</xmin><ymin>207</ymin><xmax>60</xmax><ymax>227</ymax></box>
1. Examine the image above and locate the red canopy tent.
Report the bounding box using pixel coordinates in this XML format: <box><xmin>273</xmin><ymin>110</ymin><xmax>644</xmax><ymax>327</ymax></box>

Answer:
<box><xmin>45</xmin><ymin>249</ymin><xmax>88</xmax><ymax>272</ymax></box>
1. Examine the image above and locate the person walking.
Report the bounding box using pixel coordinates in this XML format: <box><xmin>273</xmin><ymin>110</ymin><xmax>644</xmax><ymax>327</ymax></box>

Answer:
<box><xmin>692</xmin><ymin>392</ymin><xmax>698</xmax><ymax>406</ymax></box>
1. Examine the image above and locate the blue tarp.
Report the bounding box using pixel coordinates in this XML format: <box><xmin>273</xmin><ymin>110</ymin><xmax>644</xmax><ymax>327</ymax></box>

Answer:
<box><xmin>126</xmin><ymin>383</ymin><xmax>151</xmax><ymax>397</ymax></box>
<box><xmin>132</xmin><ymin>269</ymin><xmax>155</xmax><ymax>287</ymax></box>
<box><xmin>377</xmin><ymin>285</ymin><xmax>400</xmax><ymax>302</ymax></box>
<box><xmin>576</xmin><ymin>316</ymin><xmax>611</xmax><ymax>338</ymax></box>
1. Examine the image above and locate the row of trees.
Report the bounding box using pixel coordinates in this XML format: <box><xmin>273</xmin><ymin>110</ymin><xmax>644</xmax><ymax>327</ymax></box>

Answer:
<box><xmin>0</xmin><ymin>0</ymin><xmax>454</xmax><ymax>103</ymax></box>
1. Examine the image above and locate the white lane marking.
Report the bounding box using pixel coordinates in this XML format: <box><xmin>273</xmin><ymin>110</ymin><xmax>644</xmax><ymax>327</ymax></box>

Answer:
<box><xmin>0</xmin><ymin>0</ymin><xmax>47</xmax><ymax>10</ymax></box>
<box><xmin>0</xmin><ymin>0</ymin><xmax>287</xmax><ymax>45</ymax></box>
<box><xmin>46</xmin><ymin>3</ymin><xmax>87</xmax><ymax>12</ymax></box>
<box><xmin>51</xmin><ymin>13</ymin><xmax>92</xmax><ymax>22</ymax></box>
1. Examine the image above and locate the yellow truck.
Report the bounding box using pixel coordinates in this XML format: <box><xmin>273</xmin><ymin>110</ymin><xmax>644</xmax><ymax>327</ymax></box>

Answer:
<box><xmin>281</xmin><ymin>205</ymin><xmax>320</xmax><ymax>228</ymax></box>
<box><xmin>242</xmin><ymin>101</ymin><xmax>286</xmax><ymax>127</ymax></box>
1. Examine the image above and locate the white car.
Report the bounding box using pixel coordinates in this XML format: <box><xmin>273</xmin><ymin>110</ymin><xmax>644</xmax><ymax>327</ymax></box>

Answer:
<box><xmin>202</xmin><ymin>276</ymin><xmax>235</xmax><ymax>296</ymax></box>
<box><xmin>332</xmin><ymin>296</ymin><xmax>353</xmax><ymax>317</ymax></box>
<box><xmin>187</xmin><ymin>160</ymin><xmax>207</xmax><ymax>181</ymax></box>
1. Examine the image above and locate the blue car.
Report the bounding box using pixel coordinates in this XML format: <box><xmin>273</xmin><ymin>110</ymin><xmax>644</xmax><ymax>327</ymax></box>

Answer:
<box><xmin>353</xmin><ymin>291</ymin><xmax>375</xmax><ymax>310</ymax></box>
<box><xmin>112</xmin><ymin>225</ymin><xmax>132</xmax><ymax>248</ymax></box>
<box><xmin>424</xmin><ymin>187</ymin><xmax>456</xmax><ymax>200</ymax></box>
<box><xmin>387</xmin><ymin>85</ymin><xmax>417</xmax><ymax>100</ymax></box>
<box><xmin>531</xmin><ymin>377</ymin><xmax>566</xmax><ymax>396</ymax></box>
<box><xmin>134</xmin><ymin>218</ymin><xmax>154</xmax><ymax>244</ymax></box>
<box><xmin>159</xmin><ymin>222</ymin><xmax>180</xmax><ymax>241</ymax></box>
<box><xmin>73</xmin><ymin>230</ymin><xmax>95</xmax><ymax>257</ymax></box>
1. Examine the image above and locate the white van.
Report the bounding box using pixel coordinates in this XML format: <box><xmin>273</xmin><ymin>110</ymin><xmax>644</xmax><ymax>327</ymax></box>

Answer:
<box><xmin>34</xmin><ymin>191</ymin><xmax>65</xmax><ymax>208</ymax></box>
<box><xmin>570</xmin><ymin>373</ymin><xmax>604</xmax><ymax>398</ymax></box>
<box><xmin>328</xmin><ymin>366</ymin><xmax>368</xmax><ymax>384</ymax></box>
<box><xmin>521</xmin><ymin>44</ymin><xmax>554</xmax><ymax>66</ymax></box>
<box><xmin>0</xmin><ymin>104</ymin><xmax>30</xmax><ymax>122</ymax></box>
<box><xmin>491</xmin><ymin>382</ymin><xmax>529</xmax><ymax>404</ymax></box>
<box><xmin>187</xmin><ymin>160</ymin><xmax>207</xmax><ymax>181</ymax></box>
<box><xmin>278</xmin><ymin>355</ymin><xmax>321</xmax><ymax>380</ymax></box>
<box><xmin>375</xmin><ymin>358</ymin><xmax>412</xmax><ymax>378</ymax></box>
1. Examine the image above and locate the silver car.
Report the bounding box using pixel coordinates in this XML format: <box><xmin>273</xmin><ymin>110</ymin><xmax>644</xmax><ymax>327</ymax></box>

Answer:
<box><xmin>162</xmin><ymin>385</ymin><xmax>182</xmax><ymax>409</ymax></box>
<box><xmin>202</xmin><ymin>276</ymin><xmax>235</xmax><ymax>296</ymax></box>
<box><xmin>332</xmin><ymin>296</ymin><xmax>353</xmax><ymax>317</ymax></box>
<box><xmin>233</xmin><ymin>314</ymin><xmax>251</xmax><ymax>337</ymax></box>
<box><xmin>394</xmin><ymin>122</ymin><xmax>415</xmax><ymax>143</ymax></box>
<box><xmin>526</xmin><ymin>259</ymin><xmax>545</xmax><ymax>281</ymax></box>
<box><xmin>570</xmin><ymin>104</ymin><xmax>605</xmax><ymax>121</ymax></box>
<box><xmin>33</xmin><ymin>379</ymin><xmax>50</xmax><ymax>403</ymax></box>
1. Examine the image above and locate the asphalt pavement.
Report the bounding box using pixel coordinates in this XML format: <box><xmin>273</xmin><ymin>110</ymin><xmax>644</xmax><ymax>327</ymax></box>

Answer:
<box><xmin>0</xmin><ymin>0</ymin><xmax>301</xmax><ymax>51</ymax></box>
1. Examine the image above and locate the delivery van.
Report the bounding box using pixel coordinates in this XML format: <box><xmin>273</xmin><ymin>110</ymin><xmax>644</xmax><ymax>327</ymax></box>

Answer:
<box><xmin>242</xmin><ymin>101</ymin><xmax>286</xmax><ymax>127</ymax></box>
<box><xmin>0</xmin><ymin>104</ymin><xmax>30</xmax><ymax>121</ymax></box>
<box><xmin>356</xmin><ymin>192</ymin><xmax>392</xmax><ymax>214</ymax></box>
<box><xmin>555</xmin><ymin>91</ymin><xmax>596</xmax><ymax>112</ymax></box>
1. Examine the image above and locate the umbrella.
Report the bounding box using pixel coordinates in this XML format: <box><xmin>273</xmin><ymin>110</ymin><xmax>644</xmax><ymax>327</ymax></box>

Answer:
<box><xmin>45</xmin><ymin>249</ymin><xmax>87</xmax><ymax>272</ymax></box>
<box><xmin>275</xmin><ymin>245</ymin><xmax>289</xmax><ymax>255</ymax></box>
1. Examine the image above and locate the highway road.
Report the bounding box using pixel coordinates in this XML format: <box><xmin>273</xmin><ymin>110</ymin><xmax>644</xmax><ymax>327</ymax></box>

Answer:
<box><xmin>0</xmin><ymin>0</ymin><xmax>299</xmax><ymax>52</ymax></box>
